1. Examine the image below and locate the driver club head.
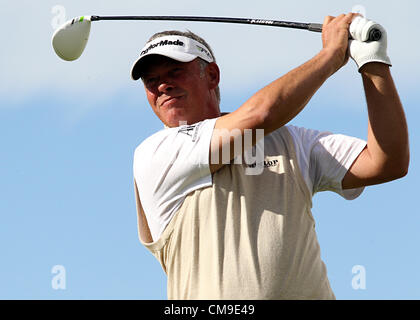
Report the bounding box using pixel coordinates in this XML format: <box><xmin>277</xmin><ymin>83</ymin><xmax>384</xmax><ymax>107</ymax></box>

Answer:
<box><xmin>52</xmin><ymin>16</ymin><xmax>92</xmax><ymax>61</ymax></box>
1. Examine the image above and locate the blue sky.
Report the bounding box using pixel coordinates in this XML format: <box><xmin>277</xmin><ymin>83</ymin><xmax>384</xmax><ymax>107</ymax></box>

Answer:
<box><xmin>1</xmin><ymin>0</ymin><xmax>419</xmax><ymax>299</ymax></box>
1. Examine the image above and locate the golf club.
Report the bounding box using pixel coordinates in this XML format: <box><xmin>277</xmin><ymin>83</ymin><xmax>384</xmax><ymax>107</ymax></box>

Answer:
<box><xmin>52</xmin><ymin>15</ymin><xmax>382</xmax><ymax>61</ymax></box>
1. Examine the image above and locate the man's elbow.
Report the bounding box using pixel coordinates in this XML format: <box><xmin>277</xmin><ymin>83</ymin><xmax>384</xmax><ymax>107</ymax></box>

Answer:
<box><xmin>397</xmin><ymin>147</ymin><xmax>410</xmax><ymax>178</ymax></box>
<box><xmin>397</xmin><ymin>157</ymin><xmax>410</xmax><ymax>179</ymax></box>
<box><xmin>389</xmin><ymin>164</ymin><xmax>409</xmax><ymax>181</ymax></box>
<box><xmin>383</xmin><ymin>154</ymin><xmax>410</xmax><ymax>181</ymax></box>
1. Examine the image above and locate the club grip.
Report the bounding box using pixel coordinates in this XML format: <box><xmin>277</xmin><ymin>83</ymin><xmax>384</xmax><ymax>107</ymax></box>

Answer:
<box><xmin>367</xmin><ymin>28</ymin><xmax>382</xmax><ymax>41</ymax></box>
<box><xmin>308</xmin><ymin>23</ymin><xmax>382</xmax><ymax>41</ymax></box>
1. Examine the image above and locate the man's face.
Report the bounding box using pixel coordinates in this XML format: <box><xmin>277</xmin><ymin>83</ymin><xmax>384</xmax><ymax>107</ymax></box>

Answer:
<box><xmin>141</xmin><ymin>55</ymin><xmax>220</xmax><ymax>127</ymax></box>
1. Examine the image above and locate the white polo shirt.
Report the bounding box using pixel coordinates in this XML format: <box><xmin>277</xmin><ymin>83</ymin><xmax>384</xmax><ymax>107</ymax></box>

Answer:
<box><xmin>133</xmin><ymin>118</ymin><xmax>367</xmax><ymax>241</ymax></box>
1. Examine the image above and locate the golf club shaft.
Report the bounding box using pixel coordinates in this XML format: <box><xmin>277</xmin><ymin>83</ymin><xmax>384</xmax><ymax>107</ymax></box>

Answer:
<box><xmin>89</xmin><ymin>15</ymin><xmax>381</xmax><ymax>41</ymax></box>
<box><xmin>90</xmin><ymin>15</ymin><xmax>323</xmax><ymax>32</ymax></box>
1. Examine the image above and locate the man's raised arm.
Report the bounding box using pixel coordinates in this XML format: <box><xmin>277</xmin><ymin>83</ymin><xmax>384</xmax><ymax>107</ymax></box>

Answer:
<box><xmin>342</xmin><ymin>63</ymin><xmax>409</xmax><ymax>189</ymax></box>
<box><xmin>210</xmin><ymin>13</ymin><xmax>359</xmax><ymax>173</ymax></box>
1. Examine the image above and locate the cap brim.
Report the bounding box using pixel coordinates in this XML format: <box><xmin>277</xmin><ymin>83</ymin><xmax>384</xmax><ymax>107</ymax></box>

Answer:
<box><xmin>131</xmin><ymin>51</ymin><xmax>198</xmax><ymax>81</ymax></box>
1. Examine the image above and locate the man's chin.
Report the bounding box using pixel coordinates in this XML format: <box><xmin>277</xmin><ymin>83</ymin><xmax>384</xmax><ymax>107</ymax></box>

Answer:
<box><xmin>163</xmin><ymin>110</ymin><xmax>190</xmax><ymax>127</ymax></box>
<box><xmin>164</xmin><ymin>117</ymin><xmax>189</xmax><ymax>128</ymax></box>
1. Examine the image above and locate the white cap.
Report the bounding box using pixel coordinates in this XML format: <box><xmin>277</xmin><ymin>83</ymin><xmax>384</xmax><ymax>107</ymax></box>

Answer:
<box><xmin>131</xmin><ymin>35</ymin><xmax>214</xmax><ymax>80</ymax></box>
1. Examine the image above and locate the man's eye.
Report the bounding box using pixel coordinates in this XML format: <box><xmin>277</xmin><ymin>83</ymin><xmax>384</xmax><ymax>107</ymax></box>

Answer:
<box><xmin>144</xmin><ymin>77</ymin><xmax>158</xmax><ymax>85</ymax></box>
<box><xmin>171</xmin><ymin>68</ymin><xmax>183</xmax><ymax>76</ymax></box>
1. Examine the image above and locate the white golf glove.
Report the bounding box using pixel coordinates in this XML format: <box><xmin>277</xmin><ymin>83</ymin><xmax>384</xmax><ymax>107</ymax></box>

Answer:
<box><xmin>349</xmin><ymin>16</ymin><xmax>392</xmax><ymax>71</ymax></box>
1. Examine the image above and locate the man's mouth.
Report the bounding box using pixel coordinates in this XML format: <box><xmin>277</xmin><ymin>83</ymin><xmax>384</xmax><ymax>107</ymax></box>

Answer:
<box><xmin>161</xmin><ymin>95</ymin><xmax>184</xmax><ymax>108</ymax></box>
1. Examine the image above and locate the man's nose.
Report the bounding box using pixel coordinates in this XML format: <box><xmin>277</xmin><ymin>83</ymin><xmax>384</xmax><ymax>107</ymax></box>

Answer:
<box><xmin>158</xmin><ymin>80</ymin><xmax>175</xmax><ymax>94</ymax></box>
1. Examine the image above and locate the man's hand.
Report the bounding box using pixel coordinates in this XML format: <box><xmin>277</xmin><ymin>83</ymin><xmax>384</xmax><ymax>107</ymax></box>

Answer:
<box><xmin>321</xmin><ymin>13</ymin><xmax>360</xmax><ymax>73</ymax></box>
<box><xmin>349</xmin><ymin>16</ymin><xmax>392</xmax><ymax>72</ymax></box>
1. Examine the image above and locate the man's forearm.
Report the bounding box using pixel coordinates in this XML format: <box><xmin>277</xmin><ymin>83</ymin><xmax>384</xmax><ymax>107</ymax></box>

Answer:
<box><xmin>244</xmin><ymin>48</ymin><xmax>339</xmax><ymax>133</ymax></box>
<box><xmin>361</xmin><ymin>63</ymin><xmax>409</xmax><ymax>178</ymax></box>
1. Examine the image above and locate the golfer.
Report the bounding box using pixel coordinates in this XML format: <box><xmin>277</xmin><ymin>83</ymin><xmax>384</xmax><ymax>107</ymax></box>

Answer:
<box><xmin>132</xmin><ymin>13</ymin><xmax>409</xmax><ymax>299</ymax></box>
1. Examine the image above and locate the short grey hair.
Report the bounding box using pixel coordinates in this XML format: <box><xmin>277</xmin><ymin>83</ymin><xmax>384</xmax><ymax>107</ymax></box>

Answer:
<box><xmin>147</xmin><ymin>30</ymin><xmax>220</xmax><ymax>104</ymax></box>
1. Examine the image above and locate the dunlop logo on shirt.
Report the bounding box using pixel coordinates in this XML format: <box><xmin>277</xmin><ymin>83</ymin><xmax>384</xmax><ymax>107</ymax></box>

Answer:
<box><xmin>245</xmin><ymin>159</ymin><xmax>279</xmax><ymax>169</ymax></box>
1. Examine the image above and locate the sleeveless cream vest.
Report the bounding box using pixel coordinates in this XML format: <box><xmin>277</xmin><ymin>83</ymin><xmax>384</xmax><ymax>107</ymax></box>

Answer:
<box><xmin>135</xmin><ymin>127</ymin><xmax>335</xmax><ymax>299</ymax></box>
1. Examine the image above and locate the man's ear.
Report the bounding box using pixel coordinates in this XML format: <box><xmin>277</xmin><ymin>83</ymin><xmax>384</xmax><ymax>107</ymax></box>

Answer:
<box><xmin>206</xmin><ymin>62</ymin><xmax>220</xmax><ymax>90</ymax></box>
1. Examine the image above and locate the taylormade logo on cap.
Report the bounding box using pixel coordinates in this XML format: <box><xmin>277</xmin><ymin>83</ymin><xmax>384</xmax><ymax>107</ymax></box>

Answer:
<box><xmin>131</xmin><ymin>35</ymin><xmax>215</xmax><ymax>80</ymax></box>
<box><xmin>138</xmin><ymin>35</ymin><xmax>214</xmax><ymax>62</ymax></box>
<box><xmin>140</xmin><ymin>39</ymin><xmax>185</xmax><ymax>56</ymax></box>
